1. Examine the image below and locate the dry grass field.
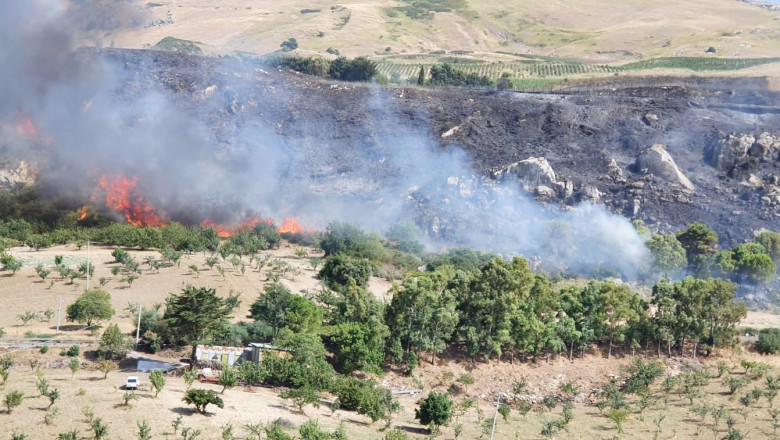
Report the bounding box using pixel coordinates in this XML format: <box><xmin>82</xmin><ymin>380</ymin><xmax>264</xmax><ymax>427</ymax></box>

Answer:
<box><xmin>2</xmin><ymin>242</ymin><xmax>780</xmax><ymax>439</ymax></box>
<box><xmin>100</xmin><ymin>0</ymin><xmax>780</xmax><ymax>64</ymax></box>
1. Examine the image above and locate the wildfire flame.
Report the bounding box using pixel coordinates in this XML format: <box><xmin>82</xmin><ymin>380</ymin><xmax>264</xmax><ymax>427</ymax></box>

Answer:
<box><xmin>202</xmin><ymin>217</ymin><xmax>265</xmax><ymax>238</ymax></box>
<box><xmin>278</xmin><ymin>217</ymin><xmax>303</xmax><ymax>234</ymax></box>
<box><xmin>13</xmin><ymin>112</ymin><xmax>53</xmax><ymax>144</ymax></box>
<box><xmin>87</xmin><ymin>173</ymin><xmax>317</xmax><ymax>236</ymax></box>
<box><xmin>15</xmin><ymin>113</ymin><xmax>37</xmax><ymax>139</ymax></box>
<box><xmin>278</xmin><ymin>217</ymin><xmax>317</xmax><ymax>234</ymax></box>
<box><xmin>98</xmin><ymin>174</ymin><xmax>165</xmax><ymax>227</ymax></box>
<box><xmin>201</xmin><ymin>217</ymin><xmax>316</xmax><ymax>238</ymax></box>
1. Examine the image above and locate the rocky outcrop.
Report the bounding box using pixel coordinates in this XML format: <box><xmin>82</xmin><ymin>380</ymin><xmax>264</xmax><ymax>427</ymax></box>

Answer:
<box><xmin>0</xmin><ymin>159</ymin><xmax>36</xmax><ymax>189</ymax></box>
<box><xmin>762</xmin><ymin>185</ymin><xmax>780</xmax><ymax>208</ymax></box>
<box><xmin>707</xmin><ymin>132</ymin><xmax>780</xmax><ymax>173</ymax></box>
<box><xmin>707</xmin><ymin>133</ymin><xmax>754</xmax><ymax>171</ymax></box>
<box><xmin>605</xmin><ymin>159</ymin><xmax>624</xmax><ymax>180</ymax></box>
<box><xmin>496</xmin><ymin>157</ymin><xmax>558</xmax><ymax>188</ymax></box>
<box><xmin>492</xmin><ymin>157</ymin><xmax>578</xmax><ymax>200</ymax></box>
<box><xmin>635</xmin><ymin>144</ymin><xmax>694</xmax><ymax>191</ymax></box>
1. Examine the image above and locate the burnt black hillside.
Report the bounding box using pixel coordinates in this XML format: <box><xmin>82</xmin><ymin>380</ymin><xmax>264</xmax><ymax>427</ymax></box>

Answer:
<box><xmin>27</xmin><ymin>49</ymin><xmax>780</xmax><ymax>246</ymax></box>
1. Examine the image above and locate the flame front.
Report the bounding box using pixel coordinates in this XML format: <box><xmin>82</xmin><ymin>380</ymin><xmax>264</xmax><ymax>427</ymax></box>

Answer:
<box><xmin>278</xmin><ymin>217</ymin><xmax>317</xmax><ymax>234</ymax></box>
<box><xmin>202</xmin><ymin>217</ymin><xmax>264</xmax><ymax>238</ymax></box>
<box><xmin>201</xmin><ymin>217</ymin><xmax>316</xmax><ymax>237</ymax></box>
<box><xmin>277</xmin><ymin>217</ymin><xmax>302</xmax><ymax>234</ymax></box>
<box><xmin>77</xmin><ymin>206</ymin><xmax>88</xmax><ymax>221</ymax></box>
<box><xmin>98</xmin><ymin>174</ymin><xmax>165</xmax><ymax>227</ymax></box>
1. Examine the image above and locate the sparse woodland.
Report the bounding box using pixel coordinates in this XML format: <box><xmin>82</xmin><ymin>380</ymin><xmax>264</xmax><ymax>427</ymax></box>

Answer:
<box><xmin>0</xmin><ymin>213</ymin><xmax>779</xmax><ymax>438</ymax></box>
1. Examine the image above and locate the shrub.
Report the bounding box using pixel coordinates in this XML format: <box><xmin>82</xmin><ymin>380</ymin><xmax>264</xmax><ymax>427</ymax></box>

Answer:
<box><xmin>40</xmin><ymin>345</ymin><xmax>49</xmax><ymax>354</ymax></box>
<box><xmin>319</xmin><ymin>254</ymin><xmax>372</xmax><ymax>288</ymax></box>
<box><xmin>332</xmin><ymin>377</ymin><xmax>397</xmax><ymax>422</ymax></box>
<box><xmin>4</xmin><ymin>390</ymin><xmax>24</xmax><ymax>413</ymax></box>
<box><xmin>457</xmin><ymin>374</ymin><xmax>474</xmax><ymax>385</ymax></box>
<box><xmin>621</xmin><ymin>357</ymin><xmax>664</xmax><ymax>394</ymax></box>
<box><xmin>757</xmin><ymin>328</ymin><xmax>780</xmax><ymax>354</ymax></box>
<box><xmin>415</xmin><ymin>392</ymin><xmax>452</xmax><ymax>428</ymax></box>
<box><xmin>428</xmin><ymin>63</ymin><xmax>492</xmax><ymax>87</ymax></box>
<box><xmin>183</xmin><ymin>389</ymin><xmax>224</xmax><ymax>413</ymax></box>
<box><xmin>280</xmin><ymin>38</ymin><xmax>299</xmax><ymax>52</ymax></box>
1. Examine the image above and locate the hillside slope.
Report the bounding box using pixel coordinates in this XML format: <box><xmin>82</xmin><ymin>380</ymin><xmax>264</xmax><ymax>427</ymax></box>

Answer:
<box><xmin>100</xmin><ymin>0</ymin><xmax>780</xmax><ymax>63</ymax></box>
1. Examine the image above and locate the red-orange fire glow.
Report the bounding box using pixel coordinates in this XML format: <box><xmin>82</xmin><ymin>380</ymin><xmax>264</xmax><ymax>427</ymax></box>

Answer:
<box><xmin>13</xmin><ymin>112</ymin><xmax>53</xmax><ymax>144</ymax></box>
<box><xmin>98</xmin><ymin>174</ymin><xmax>165</xmax><ymax>227</ymax></box>
<box><xmin>278</xmin><ymin>217</ymin><xmax>317</xmax><ymax>234</ymax></box>
<box><xmin>201</xmin><ymin>217</ymin><xmax>265</xmax><ymax>238</ymax></box>
<box><xmin>15</xmin><ymin>114</ymin><xmax>37</xmax><ymax>139</ymax></box>
<box><xmin>77</xmin><ymin>206</ymin><xmax>88</xmax><ymax>221</ymax></box>
<box><xmin>278</xmin><ymin>217</ymin><xmax>303</xmax><ymax>234</ymax></box>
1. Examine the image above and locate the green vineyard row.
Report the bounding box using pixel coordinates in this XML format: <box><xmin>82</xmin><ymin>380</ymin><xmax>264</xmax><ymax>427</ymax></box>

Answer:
<box><xmin>377</xmin><ymin>57</ymin><xmax>780</xmax><ymax>82</ymax></box>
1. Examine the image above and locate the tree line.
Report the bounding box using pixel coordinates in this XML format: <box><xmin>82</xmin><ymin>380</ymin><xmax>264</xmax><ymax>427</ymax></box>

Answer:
<box><xmin>643</xmin><ymin>221</ymin><xmax>778</xmax><ymax>288</ymax></box>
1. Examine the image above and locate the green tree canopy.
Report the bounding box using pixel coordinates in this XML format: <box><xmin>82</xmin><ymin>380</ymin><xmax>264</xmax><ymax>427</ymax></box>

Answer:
<box><xmin>250</xmin><ymin>282</ymin><xmax>293</xmax><ymax>339</ymax></box>
<box><xmin>262</xmin><ymin>332</ymin><xmax>336</xmax><ymax>390</ymax></box>
<box><xmin>754</xmin><ymin>230</ymin><xmax>780</xmax><ymax>261</ymax></box>
<box><xmin>646</xmin><ymin>234</ymin><xmax>687</xmax><ymax>277</ymax></box>
<box><xmin>428</xmin><ymin>63</ymin><xmax>492</xmax><ymax>87</ymax></box>
<box><xmin>676</xmin><ymin>222</ymin><xmax>719</xmax><ymax>277</ymax></box>
<box><xmin>163</xmin><ymin>286</ymin><xmax>232</xmax><ymax>345</ymax></box>
<box><xmin>386</xmin><ymin>266</ymin><xmax>459</xmax><ymax>365</ymax></box>
<box><xmin>182</xmin><ymin>389</ymin><xmax>224</xmax><ymax>414</ymax></box>
<box><xmin>66</xmin><ymin>289</ymin><xmax>114</xmax><ymax>326</ymax></box>
<box><xmin>319</xmin><ymin>254</ymin><xmax>373</xmax><ymax>288</ymax></box>
<box><xmin>97</xmin><ymin>323</ymin><xmax>131</xmax><ymax>360</ymax></box>
<box><xmin>415</xmin><ymin>392</ymin><xmax>452</xmax><ymax>428</ymax></box>
<box><xmin>328</xmin><ymin>321</ymin><xmax>387</xmax><ymax>374</ymax></box>
<box><xmin>458</xmin><ymin>257</ymin><xmax>535</xmax><ymax>360</ymax></box>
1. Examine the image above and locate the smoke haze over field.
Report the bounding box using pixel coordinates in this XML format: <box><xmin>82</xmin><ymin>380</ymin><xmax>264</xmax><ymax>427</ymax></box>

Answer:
<box><xmin>0</xmin><ymin>1</ymin><xmax>650</xmax><ymax>276</ymax></box>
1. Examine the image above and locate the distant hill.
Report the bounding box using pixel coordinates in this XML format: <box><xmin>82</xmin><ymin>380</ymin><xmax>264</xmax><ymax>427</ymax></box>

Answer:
<box><xmin>101</xmin><ymin>0</ymin><xmax>780</xmax><ymax>69</ymax></box>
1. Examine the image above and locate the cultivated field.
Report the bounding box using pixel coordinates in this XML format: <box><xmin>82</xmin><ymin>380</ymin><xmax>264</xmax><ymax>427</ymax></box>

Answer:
<box><xmin>2</xmin><ymin>243</ymin><xmax>780</xmax><ymax>439</ymax></box>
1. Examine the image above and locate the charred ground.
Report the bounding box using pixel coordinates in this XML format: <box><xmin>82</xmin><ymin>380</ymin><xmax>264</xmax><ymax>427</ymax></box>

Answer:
<box><xmin>25</xmin><ymin>49</ymin><xmax>780</xmax><ymax>246</ymax></box>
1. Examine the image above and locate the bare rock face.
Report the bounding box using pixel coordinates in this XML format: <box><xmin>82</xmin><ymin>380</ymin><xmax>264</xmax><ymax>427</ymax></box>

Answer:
<box><xmin>0</xmin><ymin>159</ymin><xmax>36</xmax><ymax>189</ymax></box>
<box><xmin>605</xmin><ymin>159</ymin><xmax>624</xmax><ymax>179</ymax></box>
<box><xmin>750</xmin><ymin>132</ymin><xmax>780</xmax><ymax>159</ymax></box>
<box><xmin>495</xmin><ymin>157</ymin><xmax>558</xmax><ymax>189</ymax></box>
<box><xmin>636</xmin><ymin>144</ymin><xmax>694</xmax><ymax>191</ymax></box>
<box><xmin>708</xmin><ymin>133</ymin><xmax>755</xmax><ymax>171</ymax></box>
<box><xmin>762</xmin><ymin>185</ymin><xmax>780</xmax><ymax>208</ymax></box>
<box><xmin>579</xmin><ymin>185</ymin><xmax>602</xmax><ymax>202</ymax></box>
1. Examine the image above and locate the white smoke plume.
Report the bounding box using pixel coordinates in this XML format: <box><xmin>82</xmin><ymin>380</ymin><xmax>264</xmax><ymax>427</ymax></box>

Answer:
<box><xmin>0</xmin><ymin>1</ymin><xmax>649</xmax><ymax>277</ymax></box>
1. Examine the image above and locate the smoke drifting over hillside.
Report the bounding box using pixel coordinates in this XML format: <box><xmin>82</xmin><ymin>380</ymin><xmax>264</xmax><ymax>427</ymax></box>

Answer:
<box><xmin>0</xmin><ymin>1</ymin><xmax>649</xmax><ymax>276</ymax></box>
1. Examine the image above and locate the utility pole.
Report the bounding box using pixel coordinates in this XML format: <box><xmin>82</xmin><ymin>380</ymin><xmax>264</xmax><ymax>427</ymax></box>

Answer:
<box><xmin>489</xmin><ymin>393</ymin><xmax>501</xmax><ymax>440</ymax></box>
<box><xmin>85</xmin><ymin>240</ymin><xmax>90</xmax><ymax>291</ymax></box>
<box><xmin>135</xmin><ymin>303</ymin><xmax>142</xmax><ymax>347</ymax></box>
<box><xmin>55</xmin><ymin>296</ymin><xmax>62</xmax><ymax>336</ymax></box>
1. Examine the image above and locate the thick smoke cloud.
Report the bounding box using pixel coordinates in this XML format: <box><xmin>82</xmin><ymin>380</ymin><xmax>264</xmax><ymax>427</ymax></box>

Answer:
<box><xmin>0</xmin><ymin>1</ymin><xmax>649</xmax><ymax>277</ymax></box>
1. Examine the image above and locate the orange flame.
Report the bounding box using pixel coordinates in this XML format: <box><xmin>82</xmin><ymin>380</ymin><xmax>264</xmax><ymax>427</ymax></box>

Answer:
<box><xmin>98</xmin><ymin>174</ymin><xmax>165</xmax><ymax>227</ymax></box>
<box><xmin>277</xmin><ymin>217</ymin><xmax>302</xmax><ymax>234</ymax></box>
<box><xmin>202</xmin><ymin>217</ymin><xmax>264</xmax><ymax>238</ymax></box>
<box><xmin>77</xmin><ymin>206</ymin><xmax>88</xmax><ymax>221</ymax></box>
<box><xmin>15</xmin><ymin>113</ymin><xmax>37</xmax><ymax>139</ymax></box>
<box><xmin>13</xmin><ymin>112</ymin><xmax>53</xmax><ymax>144</ymax></box>
<box><xmin>278</xmin><ymin>217</ymin><xmax>317</xmax><ymax>234</ymax></box>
